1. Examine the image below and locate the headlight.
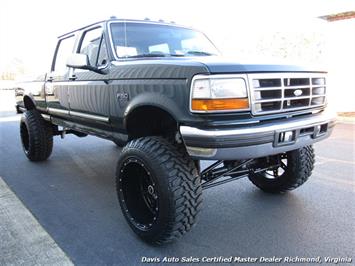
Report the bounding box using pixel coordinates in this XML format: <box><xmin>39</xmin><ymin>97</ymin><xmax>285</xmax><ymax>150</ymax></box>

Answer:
<box><xmin>190</xmin><ymin>75</ymin><xmax>249</xmax><ymax>113</ymax></box>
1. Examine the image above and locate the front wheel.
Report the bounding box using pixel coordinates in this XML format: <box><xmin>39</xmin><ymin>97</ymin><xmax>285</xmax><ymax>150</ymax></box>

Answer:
<box><xmin>248</xmin><ymin>146</ymin><xmax>315</xmax><ymax>193</ymax></box>
<box><xmin>116</xmin><ymin>137</ymin><xmax>202</xmax><ymax>244</ymax></box>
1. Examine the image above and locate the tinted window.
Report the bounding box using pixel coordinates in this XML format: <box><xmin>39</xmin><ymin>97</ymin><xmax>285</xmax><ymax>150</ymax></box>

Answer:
<box><xmin>53</xmin><ymin>35</ymin><xmax>75</xmax><ymax>73</ymax></box>
<box><xmin>79</xmin><ymin>27</ymin><xmax>103</xmax><ymax>66</ymax></box>
<box><xmin>97</xmin><ymin>36</ymin><xmax>108</xmax><ymax>66</ymax></box>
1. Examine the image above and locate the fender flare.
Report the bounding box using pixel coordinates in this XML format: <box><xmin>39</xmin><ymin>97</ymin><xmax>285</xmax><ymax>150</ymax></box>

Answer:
<box><xmin>23</xmin><ymin>94</ymin><xmax>37</xmax><ymax>110</ymax></box>
<box><xmin>123</xmin><ymin>92</ymin><xmax>184</xmax><ymax>128</ymax></box>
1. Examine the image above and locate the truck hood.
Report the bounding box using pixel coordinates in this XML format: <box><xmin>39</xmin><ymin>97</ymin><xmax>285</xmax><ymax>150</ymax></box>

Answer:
<box><xmin>110</xmin><ymin>56</ymin><xmax>325</xmax><ymax>80</ymax></box>
<box><xmin>194</xmin><ymin>56</ymin><xmax>326</xmax><ymax>73</ymax></box>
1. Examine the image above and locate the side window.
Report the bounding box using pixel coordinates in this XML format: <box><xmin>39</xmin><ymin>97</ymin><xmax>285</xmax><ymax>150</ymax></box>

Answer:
<box><xmin>79</xmin><ymin>27</ymin><xmax>103</xmax><ymax>66</ymax></box>
<box><xmin>97</xmin><ymin>36</ymin><xmax>108</xmax><ymax>66</ymax></box>
<box><xmin>53</xmin><ymin>35</ymin><xmax>75</xmax><ymax>74</ymax></box>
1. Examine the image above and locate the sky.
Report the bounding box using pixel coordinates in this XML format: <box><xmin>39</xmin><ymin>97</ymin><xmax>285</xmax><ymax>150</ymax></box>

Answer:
<box><xmin>0</xmin><ymin>0</ymin><xmax>354</xmax><ymax>75</ymax></box>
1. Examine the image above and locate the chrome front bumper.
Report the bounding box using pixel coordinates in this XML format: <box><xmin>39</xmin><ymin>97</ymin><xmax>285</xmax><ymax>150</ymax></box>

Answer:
<box><xmin>180</xmin><ymin>111</ymin><xmax>336</xmax><ymax>160</ymax></box>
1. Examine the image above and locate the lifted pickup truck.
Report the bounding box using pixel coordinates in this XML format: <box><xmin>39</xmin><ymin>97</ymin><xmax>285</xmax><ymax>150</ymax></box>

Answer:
<box><xmin>16</xmin><ymin>18</ymin><xmax>336</xmax><ymax>244</ymax></box>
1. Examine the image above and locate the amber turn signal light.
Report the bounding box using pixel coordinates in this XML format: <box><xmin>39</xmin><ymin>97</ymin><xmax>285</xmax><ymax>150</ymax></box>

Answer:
<box><xmin>191</xmin><ymin>98</ymin><xmax>249</xmax><ymax>111</ymax></box>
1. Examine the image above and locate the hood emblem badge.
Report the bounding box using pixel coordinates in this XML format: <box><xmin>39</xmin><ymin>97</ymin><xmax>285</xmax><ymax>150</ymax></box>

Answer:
<box><xmin>293</xmin><ymin>89</ymin><xmax>303</xmax><ymax>97</ymax></box>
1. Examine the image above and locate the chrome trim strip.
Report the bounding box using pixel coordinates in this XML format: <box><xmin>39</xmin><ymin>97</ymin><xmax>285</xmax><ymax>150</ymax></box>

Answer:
<box><xmin>231</xmin><ymin>120</ymin><xmax>260</xmax><ymax>125</ymax></box>
<box><xmin>48</xmin><ymin>107</ymin><xmax>109</xmax><ymax>122</ymax></box>
<box><xmin>18</xmin><ymin>106</ymin><xmax>26</xmax><ymax>112</ymax></box>
<box><xmin>70</xmin><ymin>111</ymin><xmax>109</xmax><ymax>123</ymax></box>
<box><xmin>180</xmin><ymin>111</ymin><xmax>336</xmax><ymax>138</ymax></box>
<box><xmin>189</xmin><ymin>74</ymin><xmax>251</xmax><ymax>113</ymax></box>
<box><xmin>254</xmin><ymin>95</ymin><xmax>326</xmax><ymax>103</ymax></box>
<box><xmin>48</xmin><ymin>107</ymin><xmax>70</xmax><ymax>116</ymax></box>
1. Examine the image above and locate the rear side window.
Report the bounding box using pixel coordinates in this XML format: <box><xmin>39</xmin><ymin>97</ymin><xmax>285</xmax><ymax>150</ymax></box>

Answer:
<box><xmin>53</xmin><ymin>35</ymin><xmax>75</xmax><ymax>74</ymax></box>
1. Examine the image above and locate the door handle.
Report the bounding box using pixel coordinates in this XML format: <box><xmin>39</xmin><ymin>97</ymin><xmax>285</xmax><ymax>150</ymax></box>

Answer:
<box><xmin>69</xmin><ymin>75</ymin><xmax>77</xmax><ymax>81</ymax></box>
<box><xmin>45</xmin><ymin>84</ymin><xmax>54</xmax><ymax>95</ymax></box>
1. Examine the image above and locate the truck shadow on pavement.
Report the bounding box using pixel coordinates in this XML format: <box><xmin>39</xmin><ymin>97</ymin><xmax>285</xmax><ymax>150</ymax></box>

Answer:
<box><xmin>0</xmin><ymin>113</ymin><xmax>350</xmax><ymax>264</ymax></box>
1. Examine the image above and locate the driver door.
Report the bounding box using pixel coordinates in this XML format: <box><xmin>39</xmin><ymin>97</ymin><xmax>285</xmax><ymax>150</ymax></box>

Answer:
<box><xmin>68</xmin><ymin>25</ymin><xmax>111</xmax><ymax>131</ymax></box>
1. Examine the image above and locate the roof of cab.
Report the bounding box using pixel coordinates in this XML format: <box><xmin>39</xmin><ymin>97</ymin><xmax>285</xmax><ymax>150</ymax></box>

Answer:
<box><xmin>57</xmin><ymin>17</ymin><xmax>183</xmax><ymax>38</ymax></box>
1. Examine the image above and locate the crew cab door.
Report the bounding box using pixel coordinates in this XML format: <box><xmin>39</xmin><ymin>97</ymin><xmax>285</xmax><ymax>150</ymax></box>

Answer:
<box><xmin>46</xmin><ymin>34</ymin><xmax>76</xmax><ymax>119</ymax></box>
<box><xmin>67</xmin><ymin>26</ymin><xmax>111</xmax><ymax>131</ymax></box>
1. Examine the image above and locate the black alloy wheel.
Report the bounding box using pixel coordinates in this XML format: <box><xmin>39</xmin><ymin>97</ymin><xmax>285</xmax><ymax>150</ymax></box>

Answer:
<box><xmin>118</xmin><ymin>158</ymin><xmax>159</xmax><ymax>231</ymax></box>
<box><xmin>116</xmin><ymin>137</ymin><xmax>202</xmax><ymax>244</ymax></box>
<box><xmin>248</xmin><ymin>146</ymin><xmax>315</xmax><ymax>193</ymax></box>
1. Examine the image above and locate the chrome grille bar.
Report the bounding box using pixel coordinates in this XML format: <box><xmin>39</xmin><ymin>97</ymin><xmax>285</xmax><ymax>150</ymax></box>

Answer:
<box><xmin>248</xmin><ymin>73</ymin><xmax>327</xmax><ymax>115</ymax></box>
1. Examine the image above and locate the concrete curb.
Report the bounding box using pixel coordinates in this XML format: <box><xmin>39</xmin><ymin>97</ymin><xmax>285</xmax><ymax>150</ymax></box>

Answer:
<box><xmin>0</xmin><ymin>177</ymin><xmax>73</xmax><ymax>266</ymax></box>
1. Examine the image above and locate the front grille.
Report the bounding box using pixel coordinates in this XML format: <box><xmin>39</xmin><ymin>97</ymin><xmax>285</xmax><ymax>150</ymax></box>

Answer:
<box><xmin>248</xmin><ymin>73</ymin><xmax>326</xmax><ymax>115</ymax></box>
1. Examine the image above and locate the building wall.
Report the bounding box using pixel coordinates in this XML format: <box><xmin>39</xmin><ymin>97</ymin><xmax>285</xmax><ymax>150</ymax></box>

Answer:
<box><xmin>326</xmin><ymin>18</ymin><xmax>355</xmax><ymax>112</ymax></box>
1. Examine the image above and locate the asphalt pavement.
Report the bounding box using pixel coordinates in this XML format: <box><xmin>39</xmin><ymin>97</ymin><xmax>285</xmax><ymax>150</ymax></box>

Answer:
<box><xmin>0</xmin><ymin>176</ymin><xmax>73</xmax><ymax>265</ymax></box>
<box><xmin>0</xmin><ymin>90</ymin><xmax>354</xmax><ymax>265</ymax></box>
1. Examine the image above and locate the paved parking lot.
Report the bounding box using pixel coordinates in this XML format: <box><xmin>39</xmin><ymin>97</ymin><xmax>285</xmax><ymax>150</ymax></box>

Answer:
<box><xmin>0</xmin><ymin>90</ymin><xmax>354</xmax><ymax>265</ymax></box>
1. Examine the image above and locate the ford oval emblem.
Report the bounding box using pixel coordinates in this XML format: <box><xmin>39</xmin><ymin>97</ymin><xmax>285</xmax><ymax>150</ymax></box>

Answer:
<box><xmin>293</xmin><ymin>89</ymin><xmax>303</xmax><ymax>97</ymax></box>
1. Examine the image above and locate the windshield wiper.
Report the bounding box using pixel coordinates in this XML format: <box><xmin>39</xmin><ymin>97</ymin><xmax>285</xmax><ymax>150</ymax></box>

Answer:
<box><xmin>186</xmin><ymin>51</ymin><xmax>215</xmax><ymax>56</ymax></box>
<box><xmin>125</xmin><ymin>53</ymin><xmax>167</xmax><ymax>58</ymax></box>
<box><xmin>124</xmin><ymin>52</ymin><xmax>214</xmax><ymax>58</ymax></box>
<box><xmin>169</xmin><ymin>54</ymin><xmax>185</xmax><ymax>57</ymax></box>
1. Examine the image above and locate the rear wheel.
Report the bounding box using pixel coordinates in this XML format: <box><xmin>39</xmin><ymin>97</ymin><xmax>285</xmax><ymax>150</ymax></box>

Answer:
<box><xmin>248</xmin><ymin>146</ymin><xmax>315</xmax><ymax>193</ymax></box>
<box><xmin>116</xmin><ymin>137</ymin><xmax>202</xmax><ymax>244</ymax></box>
<box><xmin>20</xmin><ymin>110</ymin><xmax>53</xmax><ymax>161</ymax></box>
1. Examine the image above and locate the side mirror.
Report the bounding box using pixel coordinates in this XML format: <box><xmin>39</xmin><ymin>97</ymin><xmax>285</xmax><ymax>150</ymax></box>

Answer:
<box><xmin>66</xmin><ymin>53</ymin><xmax>108</xmax><ymax>74</ymax></box>
<box><xmin>66</xmin><ymin>53</ymin><xmax>90</xmax><ymax>69</ymax></box>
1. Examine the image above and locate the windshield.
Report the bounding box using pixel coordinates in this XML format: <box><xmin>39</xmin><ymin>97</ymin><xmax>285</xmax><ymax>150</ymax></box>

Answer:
<box><xmin>109</xmin><ymin>22</ymin><xmax>219</xmax><ymax>58</ymax></box>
